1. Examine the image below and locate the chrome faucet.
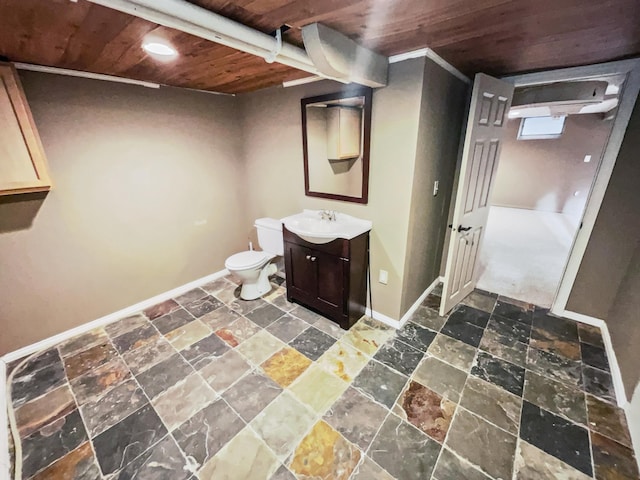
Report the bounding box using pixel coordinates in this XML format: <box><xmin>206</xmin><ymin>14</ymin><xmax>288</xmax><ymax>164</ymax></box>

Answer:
<box><xmin>319</xmin><ymin>209</ymin><xmax>336</xmax><ymax>221</ymax></box>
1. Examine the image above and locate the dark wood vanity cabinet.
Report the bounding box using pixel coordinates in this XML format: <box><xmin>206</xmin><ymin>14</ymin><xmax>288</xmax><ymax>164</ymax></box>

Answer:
<box><xmin>283</xmin><ymin>227</ymin><xmax>369</xmax><ymax>330</ymax></box>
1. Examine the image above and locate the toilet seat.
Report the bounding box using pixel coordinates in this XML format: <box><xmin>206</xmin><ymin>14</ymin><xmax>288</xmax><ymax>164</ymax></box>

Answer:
<box><xmin>225</xmin><ymin>250</ymin><xmax>273</xmax><ymax>271</ymax></box>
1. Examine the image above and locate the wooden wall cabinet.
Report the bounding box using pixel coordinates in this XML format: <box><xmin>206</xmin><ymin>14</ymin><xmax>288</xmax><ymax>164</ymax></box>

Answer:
<box><xmin>0</xmin><ymin>63</ymin><xmax>51</xmax><ymax>195</ymax></box>
<box><xmin>284</xmin><ymin>227</ymin><xmax>369</xmax><ymax>330</ymax></box>
<box><xmin>326</xmin><ymin>106</ymin><xmax>361</xmax><ymax>160</ymax></box>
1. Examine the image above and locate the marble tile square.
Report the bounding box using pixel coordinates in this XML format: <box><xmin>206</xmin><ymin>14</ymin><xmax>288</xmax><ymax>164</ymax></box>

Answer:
<box><xmin>198</xmin><ymin>427</ymin><xmax>279</xmax><ymax>479</ymax></box>
<box><xmin>479</xmin><ymin>330</ymin><xmax>528</xmax><ymax>367</ymax></box>
<box><xmin>63</xmin><ymin>342</ymin><xmax>117</xmax><ymax>381</ymax></box>
<box><xmin>215</xmin><ymin>316</ymin><xmax>261</xmax><ymax>347</ymax></box>
<box><xmin>222</xmin><ymin>370</ymin><xmax>282</xmax><ymax>422</ymax></box>
<box><xmin>143</xmin><ymin>299</ymin><xmax>180</xmax><ymax>320</ymax></box>
<box><xmin>422</xmin><ymin>293</ymin><xmax>442</xmax><ymax>309</ymax></box>
<box><xmin>229</xmin><ymin>297</ymin><xmax>268</xmax><ymax>316</ymax></box>
<box><xmin>581</xmin><ymin>342</ymin><xmax>610</xmax><ymax>371</ymax></box>
<box><xmin>373</xmin><ymin>336</ymin><xmax>424</xmax><ymax>376</ymax></box>
<box><xmin>369</xmin><ymin>414</ymin><xmax>441</xmax><ymax>480</ymax></box>
<box><xmin>461</xmin><ymin>290</ymin><xmax>497</xmax><ymax>313</ymax></box>
<box><xmin>523</xmin><ymin>370</ymin><xmax>587</xmax><ymax>426</ymax></box>
<box><xmin>313</xmin><ymin>316</ymin><xmax>348</xmax><ymax>339</ymax></box>
<box><xmin>135</xmin><ymin>353</ymin><xmax>193</xmax><ymax>399</ymax></box>
<box><xmin>351</xmin><ymin>456</ymin><xmax>394</xmax><ymax>480</ymax></box>
<box><xmin>184</xmin><ymin>295</ymin><xmax>224</xmax><ymax>318</ymax></box>
<box><xmin>152</xmin><ymin>308</ymin><xmax>194</xmax><ymax>335</ymax></box>
<box><xmin>450</xmin><ymin>305</ymin><xmax>491</xmax><ymax>328</ymax></box>
<box><xmin>174</xmin><ymin>287</ymin><xmax>208</xmax><ymax>306</ymax></box>
<box><xmin>427</xmin><ymin>334</ymin><xmax>476</xmax><ymax>372</ymax></box>
<box><xmin>353</xmin><ymin>359</ymin><xmax>408</xmax><ymax>409</ymax></box>
<box><xmin>471</xmin><ymin>351</ymin><xmax>525</xmax><ymax>396</ymax></box>
<box><xmin>261</xmin><ymin>347</ymin><xmax>312</xmax><ymax>388</ymax></box>
<box><xmin>341</xmin><ymin>320</ymin><xmax>394</xmax><ymax>356</ymax></box>
<box><xmin>316</xmin><ymin>340</ymin><xmax>369</xmax><ymax>382</ymax></box>
<box><xmin>577</xmin><ymin>323</ymin><xmax>604</xmax><ymax>348</ymax></box>
<box><xmin>68</xmin><ymin>356</ymin><xmax>131</xmax><ymax>404</ymax></box>
<box><xmin>324</xmin><ymin>386</ymin><xmax>388</xmax><ymax>450</ymax></box>
<box><xmin>582</xmin><ymin>365</ymin><xmax>615</xmax><ymax>403</ymax></box>
<box><xmin>152</xmin><ymin>372</ymin><xmax>217</xmax><ymax>431</ymax></box>
<box><xmin>21</xmin><ymin>409</ymin><xmax>88</xmax><ymax>479</ymax></box>
<box><xmin>433</xmin><ymin>448</ymin><xmax>492</xmax><ymax>480</ymax></box>
<box><xmin>245</xmin><ymin>302</ymin><xmax>286</xmax><ymax>327</ymax></box>
<box><xmin>289</xmin><ymin>364</ymin><xmax>348</xmax><ymax>414</ymax></box>
<box><xmin>493</xmin><ymin>300</ymin><xmax>533</xmax><ymax>325</ymax></box>
<box><xmin>251</xmin><ymin>391</ymin><xmax>315</xmax><ymax>459</ymax></box>
<box><xmin>58</xmin><ymin>329</ymin><xmax>109</xmax><ymax>358</ymax></box>
<box><xmin>526</xmin><ymin>347</ymin><xmax>583</xmax><ymax>388</ymax></box>
<box><xmin>121</xmin><ymin>336</ymin><xmax>174</xmax><ymax>375</ymax></box>
<box><xmin>93</xmin><ymin>404</ymin><xmax>168</xmax><ymax>475</ymax></box>
<box><xmin>112</xmin><ymin>323</ymin><xmax>160</xmax><ymax>354</ymax></box>
<box><xmin>460</xmin><ymin>376</ymin><xmax>521</xmax><ymax>435</ymax></box>
<box><xmin>80</xmin><ymin>379</ymin><xmax>147</xmax><ymax>437</ymax></box>
<box><xmin>289</xmin><ymin>326</ymin><xmax>337</xmax><ymax>361</ymax></box>
<box><xmin>394</xmin><ymin>381</ymin><xmax>456</xmax><ymax>443</ymax></box>
<box><xmin>289</xmin><ymin>305</ymin><xmax>325</xmax><ymax>324</ymax></box>
<box><xmin>533</xmin><ymin>314</ymin><xmax>579</xmax><ymax>342</ymax></box>
<box><xmin>446</xmin><ymin>408</ymin><xmax>517</xmax><ymax>480</ymax></box>
<box><xmin>514</xmin><ymin>440</ymin><xmax>592</xmax><ymax>480</ymax></box>
<box><xmin>591</xmin><ymin>431</ymin><xmax>640</xmax><ymax>480</ymax></box>
<box><xmin>173</xmin><ymin>398</ymin><xmax>245</xmax><ymax>466</ymax></box>
<box><xmin>412</xmin><ymin>356</ymin><xmax>467</xmax><ymax>403</ymax></box>
<box><xmin>199</xmin><ymin>305</ymin><xmax>242</xmax><ymax>331</ymax></box>
<box><xmin>266</xmin><ymin>314</ymin><xmax>309</xmax><ymax>343</ymax></box>
<box><xmin>180</xmin><ymin>333</ymin><xmax>230</xmax><ymax>369</ymax></box>
<box><xmin>104</xmin><ymin>314</ymin><xmax>148</xmax><ymax>339</ymax></box>
<box><xmin>487</xmin><ymin>315</ymin><xmax>531</xmax><ymax>344</ymax></box>
<box><xmin>12</xmin><ymin>360</ymin><xmax>67</xmax><ymax>407</ymax></box>
<box><xmin>409</xmin><ymin>305</ymin><xmax>448</xmax><ymax>332</ymax></box>
<box><xmin>114</xmin><ymin>434</ymin><xmax>190</xmax><ymax>480</ymax></box>
<box><xmin>212</xmin><ymin>282</ymin><xmax>242</xmax><ymax>305</ymax></box>
<box><xmin>289</xmin><ymin>421</ymin><xmax>361</xmax><ymax>479</ymax></box>
<box><xmin>29</xmin><ymin>442</ymin><xmax>101</xmax><ymax>480</ymax></box>
<box><xmin>587</xmin><ymin>394</ymin><xmax>632</xmax><ymax>447</ymax></box>
<box><xmin>269</xmin><ymin>293</ymin><xmax>297</xmax><ymax>313</ymax></box>
<box><xmin>395</xmin><ymin>321</ymin><xmax>436</xmax><ymax>352</ymax></box>
<box><xmin>236</xmin><ymin>329</ymin><xmax>286</xmax><ymax>365</ymax></box>
<box><xmin>15</xmin><ymin>385</ymin><xmax>76</xmax><ymax>438</ymax></box>
<box><xmin>165</xmin><ymin>319</ymin><xmax>211</xmax><ymax>350</ymax></box>
<box><xmin>530</xmin><ymin>325</ymin><xmax>580</xmax><ymax>361</ymax></box>
<box><xmin>201</xmin><ymin>277</ymin><xmax>235</xmax><ymax>296</ymax></box>
<box><xmin>519</xmin><ymin>401</ymin><xmax>592</xmax><ymax>476</ymax></box>
<box><xmin>440</xmin><ymin>313</ymin><xmax>486</xmax><ymax>348</ymax></box>
<box><xmin>199</xmin><ymin>348</ymin><xmax>252</xmax><ymax>392</ymax></box>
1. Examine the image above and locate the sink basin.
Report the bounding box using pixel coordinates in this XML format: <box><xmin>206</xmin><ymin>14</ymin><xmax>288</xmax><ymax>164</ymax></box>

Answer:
<box><xmin>281</xmin><ymin>210</ymin><xmax>372</xmax><ymax>244</ymax></box>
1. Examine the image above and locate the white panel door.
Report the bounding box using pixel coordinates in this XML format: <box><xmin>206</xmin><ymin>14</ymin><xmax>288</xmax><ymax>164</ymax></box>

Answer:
<box><xmin>440</xmin><ymin>73</ymin><xmax>514</xmax><ymax>315</ymax></box>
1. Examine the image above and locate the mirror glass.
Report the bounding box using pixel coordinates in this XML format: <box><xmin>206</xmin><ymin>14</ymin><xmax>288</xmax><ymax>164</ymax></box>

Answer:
<box><xmin>302</xmin><ymin>87</ymin><xmax>372</xmax><ymax>204</ymax></box>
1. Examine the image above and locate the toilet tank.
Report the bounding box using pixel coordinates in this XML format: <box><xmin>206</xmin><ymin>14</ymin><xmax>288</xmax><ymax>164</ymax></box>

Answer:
<box><xmin>255</xmin><ymin>218</ymin><xmax>284</xmax><ymax>255</ymax></box>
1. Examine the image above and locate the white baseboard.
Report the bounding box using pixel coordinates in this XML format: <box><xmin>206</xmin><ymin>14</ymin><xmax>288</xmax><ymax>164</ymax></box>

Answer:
<box><xmin>624</xmin><ymin>383</ymin><xmax>640</xmax><ymax>473</ymax></box>
<box><xmin>0</xmin><ymin>359</ymin><xmax>8</xmax><ymax>480</ymax></box>
<box><xmin>366</xmin><ymin>276</ymin><xmax>443</xmax><ymax>330</ymax></box>
<box><xmin>1</xmin><ymin>269</ymin><xmax>229</xmax><ymax>364</ymax></box>
<box><xmin>558</xmin><ymin>309</ymin><xmax>627</xmax><ymax>408</ymax></box>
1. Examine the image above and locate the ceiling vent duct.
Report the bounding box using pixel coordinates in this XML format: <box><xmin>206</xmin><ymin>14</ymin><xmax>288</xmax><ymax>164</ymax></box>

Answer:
<box><xmin>302</xmin><ymin>23</ymin><xmax>389</xmax><ymax>88</ymax></box>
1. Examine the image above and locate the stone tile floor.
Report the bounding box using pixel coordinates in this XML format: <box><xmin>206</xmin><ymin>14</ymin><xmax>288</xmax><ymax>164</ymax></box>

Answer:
<box><xmin>6</xmin><ymin>276</ymin><xmax>640</xmax><ymax>479</ymax></box>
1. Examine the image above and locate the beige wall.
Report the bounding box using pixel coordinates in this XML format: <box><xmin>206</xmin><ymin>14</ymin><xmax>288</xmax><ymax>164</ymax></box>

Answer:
<box><xmin>401</xmin><ymin>59</ymin><xmax>469</xmax><ymax>313</ymax></box>
<box><xmin>0</xmin><ymin>72</ymin><xmax>247</xmax><ymax>354</ymax></box>
<box><xmin>240</xmin><ymin>59</ymin><xmax>427</xmax><ymax>320</ymax></box>
<box><xmin>492</xmin><ymin>114</ymin><xmax>612</xmax><ymax>216</ymax></box>
<box><xmin>567</xmin><ymin>99</ymin><xmax>640</xmax><ymax>399</ymax></box>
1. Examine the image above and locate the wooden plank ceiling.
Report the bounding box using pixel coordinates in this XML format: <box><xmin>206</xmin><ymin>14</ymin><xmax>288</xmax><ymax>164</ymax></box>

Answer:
<box><xmin>0</xmin><ymin>0</ymin><xmax>639</xmax><ymax>94</ymax></box>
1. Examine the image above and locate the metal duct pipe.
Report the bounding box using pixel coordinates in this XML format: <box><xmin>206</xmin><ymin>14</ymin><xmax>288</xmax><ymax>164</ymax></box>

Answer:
<box><xmin>87</xmin><ymin>0</ymin><xmax>347</xmax><ymax>82</ymax></box>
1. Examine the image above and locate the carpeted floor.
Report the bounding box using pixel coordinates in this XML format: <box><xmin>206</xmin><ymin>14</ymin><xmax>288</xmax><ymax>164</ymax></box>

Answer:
<box><xmin>477</xmin><ymin>206</ymin><xmax>581</xmax><ymax>308</ymax></box>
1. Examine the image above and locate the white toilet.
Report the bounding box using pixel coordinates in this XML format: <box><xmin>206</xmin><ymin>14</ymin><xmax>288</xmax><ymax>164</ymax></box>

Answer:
<box><xmin>224</xmin><ymin>218</ymin><xmax>284</xmax><ymax>300</ymax></box>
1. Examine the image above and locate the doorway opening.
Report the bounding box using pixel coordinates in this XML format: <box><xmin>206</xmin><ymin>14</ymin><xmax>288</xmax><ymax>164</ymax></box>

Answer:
<box><xmin>476</xmin><ymin>75</ymin><xmax>623</xmax><ymax>307</ymax></box>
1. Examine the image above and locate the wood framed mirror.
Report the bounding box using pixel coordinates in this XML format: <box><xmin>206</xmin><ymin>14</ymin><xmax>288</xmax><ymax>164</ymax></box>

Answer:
<box><xmin>301</xmin><ymin>87</ymin><xmax>372</xmax><ymax>204</ymax></box>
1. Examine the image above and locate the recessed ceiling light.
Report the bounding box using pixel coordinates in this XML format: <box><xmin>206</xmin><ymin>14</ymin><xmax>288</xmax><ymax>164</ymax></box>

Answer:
<box><xmin>142</xmin><ymin>42</ymin><xmax>177</xmax><ymax>57</ymax></box>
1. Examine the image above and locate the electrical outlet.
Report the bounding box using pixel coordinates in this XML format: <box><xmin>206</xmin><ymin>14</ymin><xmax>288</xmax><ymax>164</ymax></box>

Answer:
<box><xmin>379</xmin><ymin>269</ymin><xmax>388</xmax><ymax>285</ymax></box>
<box><xmin>433</xmin><ymin>180</ymin><xmax>439</xmax><ymax>196</ymax></box>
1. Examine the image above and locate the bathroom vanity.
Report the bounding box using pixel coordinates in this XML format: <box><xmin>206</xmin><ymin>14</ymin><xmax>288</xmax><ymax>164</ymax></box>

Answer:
<box><xmin>282</xmin><ymin>210</ymin><xmax>371</xmax><ymax>329</ymax></box>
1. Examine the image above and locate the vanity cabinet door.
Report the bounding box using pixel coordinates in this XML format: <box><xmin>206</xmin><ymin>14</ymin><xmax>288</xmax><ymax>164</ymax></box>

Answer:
<box><xmin>316</xmin><ymin>251</ymin><xmax>346</xmax><ymax>311</ymax></box>
<box><xmin>286</xmin><ymin>242</ymin><xmax>317</xmax><ymax>302</ymax></box>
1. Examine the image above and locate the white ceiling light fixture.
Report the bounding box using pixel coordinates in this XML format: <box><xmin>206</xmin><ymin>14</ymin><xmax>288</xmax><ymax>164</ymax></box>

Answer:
<box><xmin>142</xmin><ymin>41</ymin><xmax>177</xmax><ymax>57</ymax></box>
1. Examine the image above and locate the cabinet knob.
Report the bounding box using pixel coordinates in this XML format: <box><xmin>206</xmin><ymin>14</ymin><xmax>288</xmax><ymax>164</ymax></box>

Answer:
<box><xmin>306</xmin><ymin>255</ymin><xmax>311</xmax><ymax>260</ymax></box>
<box><xmin>306</xmin><ymin>255</ymin><xmax>317</xmax><ymax>262</ymax></box>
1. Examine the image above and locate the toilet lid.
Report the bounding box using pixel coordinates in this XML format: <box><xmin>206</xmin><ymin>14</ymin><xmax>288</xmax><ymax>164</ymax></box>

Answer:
<box><xmin>225</xmin><ymin>250</ymin><xmax>271</xmax><ymax>270</ymax></box>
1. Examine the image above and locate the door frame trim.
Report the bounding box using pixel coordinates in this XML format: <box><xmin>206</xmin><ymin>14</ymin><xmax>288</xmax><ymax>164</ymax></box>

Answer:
<box><xmin>500</xmin><ymin>59</ymin><xmax>640</xmax><ymax>316</ymax></box>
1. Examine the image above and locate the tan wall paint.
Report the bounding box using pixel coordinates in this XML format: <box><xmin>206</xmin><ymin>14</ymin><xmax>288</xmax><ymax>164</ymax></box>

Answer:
<box><xmin>0</xmin><ymin>72</ymin><xmax>248</xmax><ymax>354</ymax></box>
<box><xmin>401</xmin><ymin>58</ymin><xmax>469</xmax><ymax>314</ymax></box>
<box><xmin>492</xmin><ymin>114</ymin><xmax>612</xmax><ymax>215</ymax></box>
<box><xmin>240</xmin><ymin>59</ymin><xmax>427</xmax><ymax>320</ymax></box>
